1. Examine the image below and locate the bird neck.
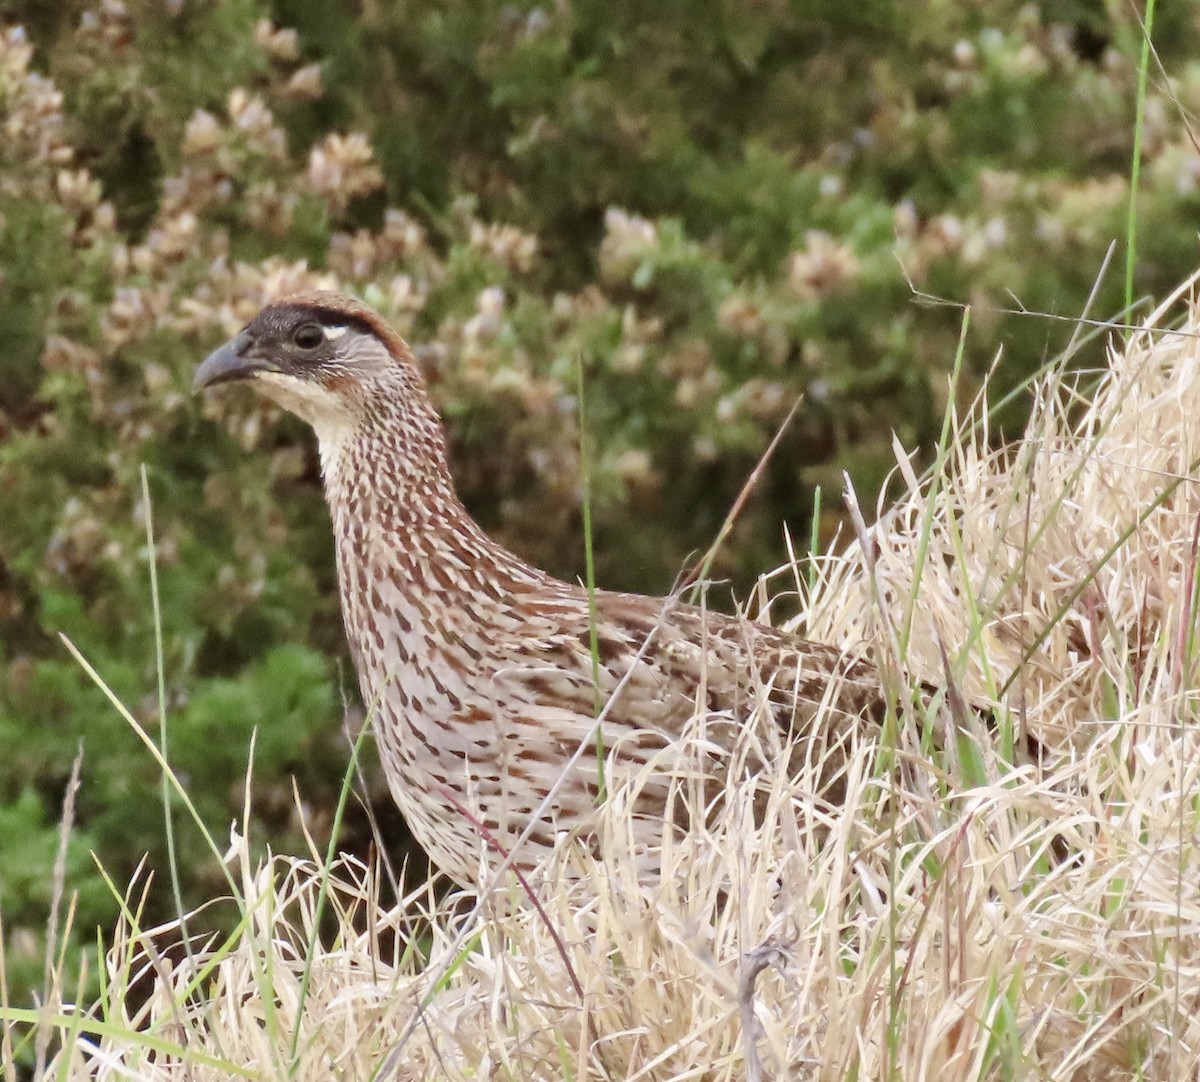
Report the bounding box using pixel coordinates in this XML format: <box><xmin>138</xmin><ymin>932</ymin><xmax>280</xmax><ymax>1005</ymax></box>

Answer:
<box><xmin>315</xmin><ymin>395</ymin><xmax>550</xmax><ymax>598</ymax></box>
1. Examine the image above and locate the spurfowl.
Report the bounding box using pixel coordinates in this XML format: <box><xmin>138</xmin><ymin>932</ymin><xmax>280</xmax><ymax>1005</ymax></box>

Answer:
<box><xmin>195</xmin><ymin>291</ymin><xmax>1031</xmax><ymax>888</ymax></box>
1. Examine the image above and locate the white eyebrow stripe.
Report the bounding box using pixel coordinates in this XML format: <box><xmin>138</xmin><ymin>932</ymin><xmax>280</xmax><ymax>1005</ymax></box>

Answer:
<box><xmin>322</xmin><ymin>325</ymin><xmax>348</xmax><ymax>340</ymax></box>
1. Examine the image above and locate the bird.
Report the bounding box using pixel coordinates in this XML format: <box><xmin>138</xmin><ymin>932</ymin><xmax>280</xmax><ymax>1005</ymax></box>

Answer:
<box><xmin>194</xmin><ymin>290</ymin><xmax>1039</xmax><ymax>889</ymax></box>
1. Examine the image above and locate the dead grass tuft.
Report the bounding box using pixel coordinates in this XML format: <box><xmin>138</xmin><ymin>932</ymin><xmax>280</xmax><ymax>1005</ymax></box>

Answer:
<box><xmin>25</xmin><ymin>281</ymin><xmax>1200</xmax><ymax>1077</ymax></box>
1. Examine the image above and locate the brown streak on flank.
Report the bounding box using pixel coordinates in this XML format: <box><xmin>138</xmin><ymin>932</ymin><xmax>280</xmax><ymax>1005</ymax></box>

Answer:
<box><xmin>462</xmin><ymin>705</ymin><xmax>491</xmax><ymax>723</ymax></box>
<box><xmin>579</xmin><ymin>629</ymin><xmax>629</xmax><ymax>668</ymax></box>
<box><xmin>522</xmin><ymin>673</ymin><xmax>560</xmax><ymax>699</ymax></box>
<box><xmin>439</xmin><ymin>649</ymin><xmax>470</xmax><ymax>678</ymax></box>
<box><xmin>505</xmin><ymin>763</ymin><xmax>534</xmax><ymax>785</ymax></box>
<box><xmin>515</xmin><ymin>745</ymin><xmax>555</xmax><ymax>765</ymax></box>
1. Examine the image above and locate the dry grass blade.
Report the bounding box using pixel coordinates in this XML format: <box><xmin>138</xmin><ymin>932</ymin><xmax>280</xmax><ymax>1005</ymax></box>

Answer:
<box><xmin>34</xmin><ymin>748</ymin><xmax>82</xmax><ymax>1078</ymax></box>
<box><xmin>681</xmin><ymin>395</ymin><xmax>803</xmax><ymax>592</ymax></box>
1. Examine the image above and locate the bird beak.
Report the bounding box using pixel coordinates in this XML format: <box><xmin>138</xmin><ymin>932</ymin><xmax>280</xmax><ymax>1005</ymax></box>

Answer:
<box><xmin>193</xmin><ymin>332</ymin><xmax>278</xmax><ymax>392</ymax></box>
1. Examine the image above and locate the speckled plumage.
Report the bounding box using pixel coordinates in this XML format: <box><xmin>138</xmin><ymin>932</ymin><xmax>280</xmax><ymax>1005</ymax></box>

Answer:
<box><xmin>195</xmin><ymin>292</ymin><xmax>934</xmax><ymax>887</ymax></box>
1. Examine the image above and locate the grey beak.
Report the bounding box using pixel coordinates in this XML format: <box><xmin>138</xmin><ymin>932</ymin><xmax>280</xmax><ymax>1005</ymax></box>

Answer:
<box><xmin>193</xmin><ymin>332</ymin><xmax>277</xmax><ymax>392</ymax></box>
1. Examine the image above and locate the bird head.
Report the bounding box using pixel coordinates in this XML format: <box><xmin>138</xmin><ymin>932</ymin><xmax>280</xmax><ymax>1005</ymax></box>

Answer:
<box><xmin>193</xmin><ymin>290</ymin><xmax>425</xmax><ymax>436</ymax></box>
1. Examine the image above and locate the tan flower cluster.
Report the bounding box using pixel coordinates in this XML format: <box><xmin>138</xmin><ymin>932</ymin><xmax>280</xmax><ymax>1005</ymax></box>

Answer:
<box><xmin>228</xmin><ymin>90</ymin><xmax>288</xmax><ymax>161</ymax></box>
<box><xmin>610</xmin><ymin>303</ymin><xmax>663</xmax><ymax>374</ymax></box>
<box><xmin>717</xmin><ymin>292</ymin><xmax>790</xmax><ymax>368</ymax></box>
<box><xmin>1040</xmin><ymin>175</ymin><xmax>1126</xmax><ymax>251</ymax></box>
<box><xmin>102</xmin><ymin>285</ymin><xmax>171</xmax><ymax>349</ymax></box>
<box><xmin>468</xmin><ymin>220</ymin><xmax>539</xmax><ymax>273</ymax></box>
<box><xmin>198</xmin><ymin>259</ymin><xmax>341</xmax><ymax>334</ymax></box>
<box><xmin>901</xmin><ymin>210</ymin><xmax>1010</xmax><ymax>279</ymax></box>
<box><xmin>663</xmin><ymin>338</ymin><xmax>719</xmax><ymax>409</ymax></box>
<box><xmin>306</xmin><ymin>132</ymin><xmax>384</xmax><ymax>214</ymax></box>
<box><xmin>44</xmin><ymin>497</ymin><xmax>108</xmax><ymax>578</ymax></box>
<box><xmin>347</xmin><ymin>275</ymin><xmax>425</xmax><ymax>338</ymax></box>
<box><xmin>55</xmin><ymin>167</ymin><xmax>116</xmax><ymax>246</ymax></box>
<box><xmin>977</xmin><ymin>168</ymin><xmax>1024</xmax><ymax>206</ymax></box>
<box><xmin>959</xmin><ymin>216</ymin><xmax>1008</xmax><ymax>266</ymax></box>
<box><xmin>105</xmin><ymin>205</ymin><xmax>219</xmax><ymax>351</ymax></box>
<box><xmin>181</xmin><ymin>109</ymin><xmax>223</xmax><ymax>158</ymax></box>
<box><xmin>613</xmin><ymin>447</ymin><xmax>658</xmax><ymax>491</ymax></box>
<box><xmin>429</xmin><ymin>282</ymin><xmax>577</xmax><ymax>432</ymax></box>
<box><xmin>213</xmin><ymin>550</ymin><xmax>269</xmax><ymax>609</ymax></box>
<box><xmin>53</xmin><ymin>168</ymin><xmax>101</xmax><ymax>215</ymax></box>
<box><xmin>716</xmin><ymin>378</ymin><xmax>790</xmax><ymax>424</ymax></box>
<box><xmin>903</xmin><ymin>211</ymin><xmax>1010</xmax><ymax>273</ymax></box>
<box><xmin>453</xmin><ymin>287</ymin><xmax>511</xmax><ymax>385</ymax></box>
<box><xmin>325</xmin><ymin>211</ymin><xmax>434</xmax><ymax>332</ymax></box>
<box><xmin>786</xmin><ymin>230</ymin><xmax>859</xmax><ymax>300</ymax></box>
<box><xmin>383</xmin><ymin>274</ymin><xmax>427</xmax><ymax>316</ymax></box>
<box><xmin>550</xmin><ymin>285</ymin><xmax>611</xmax><ymax>325</ymax></box>
<box><xmin>141</xmin><ymin>210</ymin><xmax>201</xmax><ymax>268</ymax></box>
<box><xmin>0</xmin><ymin>27</ymin><xmax>72</xmax><ymax>185</ymax></box>
<box><xmin>171</xmin><ymin>95</ymin><xmax>290</xmax><ymax>218</ymax></box>
<box><xmin>1153</xmin><ymin>141</ymin><xmax>1200</xmax><ymax>198</ymax></box>
<box><xmin>380</xmin><ymin>209</ymin><xmax>430</xmax><ymax>261</ymax></box>
<box><xmin>244</xmin><ymin>180</ymin><xmax>297</xmax><ymax>235</ymax></box>
<box><xmin>252</xmin><ymin>17</ymin><xmax>322</xmax><ymax>101</ymax></box>
<box><xmin>328</xmin><ymin>211</ymin><xmax>435</xmax><ymax>280</ymax></box>
<box><xmin>77</xmin><ymin>0</ymin><xmax>133</xmax><ymax>53</ymax></box>
<box><xmin>328</xmin><ymin>229</ymin><xmax>387</xmax><ymax>280</ymax></box>
<box><xmin>253</xmin><ymin>19</ymin><xmax>300</xmax><ymax>62</ymax></box>
<box><xmin>283</xmin><ymin>64</ymin><xmax>323</xmax><ymax>101</ymax></box>
<box><xmin>41</xmin><ymin>335</ymin><xmax>106</xmax><ymax>419</ymax></box>
<box><xmin>598</xmin><ymin>208</ymin><xmax>659</xmax><ymax>281</ymax></box>
<box><xmin>717</xmin><ymin>293</ymin><xmax>764</xmax><ymax>338</ymax></box>
<box><xmin>462</xmin><ymin>285</ymin><xmax>507</xmax><ymax>344</ymax></box>
<box><xmin>173</xmin><ymin>93</ymin><xmax>288</xmax><ymax>212</ymax></box>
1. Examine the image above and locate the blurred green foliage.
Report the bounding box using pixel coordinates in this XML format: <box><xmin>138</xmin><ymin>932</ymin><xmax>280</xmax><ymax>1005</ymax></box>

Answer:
<box><xmin>3</xmin><ymin>0</ymin><xmax>1200</xmax><ymax>1004</ymax></box>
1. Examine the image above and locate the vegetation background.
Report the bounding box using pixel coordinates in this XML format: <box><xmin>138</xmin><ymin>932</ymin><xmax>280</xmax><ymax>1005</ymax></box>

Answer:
<box><xmin>2</xmin><ymin>0</ymin><xmax>1199</xmax><ymax>1006</ymax></box>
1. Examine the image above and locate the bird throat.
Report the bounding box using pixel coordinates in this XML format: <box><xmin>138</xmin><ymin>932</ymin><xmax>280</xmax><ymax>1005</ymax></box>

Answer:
<box><xmin>317</xmin><ymin>412</ymin><xmax>551</xmax><ymax>667</ymax></box>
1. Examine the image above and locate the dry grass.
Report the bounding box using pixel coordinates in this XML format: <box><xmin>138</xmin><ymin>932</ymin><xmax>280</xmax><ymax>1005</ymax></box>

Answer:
<box><xmin>13</xmin><ymin>281</ymin><xmax>1200</xmax><ymax>1079</ymax></box>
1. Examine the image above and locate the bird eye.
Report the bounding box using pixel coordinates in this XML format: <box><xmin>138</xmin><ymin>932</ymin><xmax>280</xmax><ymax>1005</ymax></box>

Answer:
<box><xmin>293</xmin><ymin>323</ymin><xmax>325</xmax><ymax>350</ymax></box>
